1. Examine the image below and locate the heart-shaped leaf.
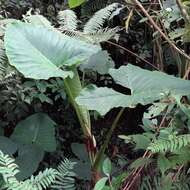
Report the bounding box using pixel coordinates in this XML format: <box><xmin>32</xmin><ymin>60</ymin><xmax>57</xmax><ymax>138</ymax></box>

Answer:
<box><xmin>4</xmin><ymin>22</ymin><xmax>100</xmax><ymax>80</ymax></box>
<box><xmin>11</xmin><ymin>113</ymin><xmax>56</xmax><ymax>152</ymax></box>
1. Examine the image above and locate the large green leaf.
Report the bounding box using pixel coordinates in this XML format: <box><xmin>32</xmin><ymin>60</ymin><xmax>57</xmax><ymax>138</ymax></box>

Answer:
<box><xmin>11</xmin><ymin>113</ymin><xmax>56</xmax><ymax>152</ymax></box>
<box><xmin>76</xmin><ymin>64</ymin><xmax>190</xmax><ymax>115</ymax></box>
<box><xmin>80</xmin><ymin>50</ymin><xmax>115</xmax><ymax>74</ymax></box>
<box><xmin>0</xmin><ymin>136</ymin><xmax>18</xmax><ymax>155</ymax></box>
<box><xmin>76</xmin><ymin>85</ymin><xmax>130</xmax><ymax>115</ymax></box>
<box><xmin>109</xmin><ymin>64</ymin><xmax>190</xmax><ymax>97</ymax></box>
<box><xmin>4</xmin><ymin>22</ymin><xmax>100</xmax><ymax>80</ymax></box>
<box><xmin>15</xmin><ymin>144</ymin><xmax>44</xmax><ymax>180</ymax></box>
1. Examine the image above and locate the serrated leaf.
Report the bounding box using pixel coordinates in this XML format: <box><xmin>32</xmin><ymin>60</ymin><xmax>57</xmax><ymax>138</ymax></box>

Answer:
<box><xmin>11</xmin><ymin>113</ymin><xmax>56</xmax><ymax>152</ymax></box>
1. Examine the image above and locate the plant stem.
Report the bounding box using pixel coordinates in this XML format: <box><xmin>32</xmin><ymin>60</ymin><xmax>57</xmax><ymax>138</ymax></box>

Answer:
<box><xmin>131</xmin><ymin>0</ymin><xmax>190</xmax><ymax>61</ymax></box>
<box><xmin>63</xmin><ymin>68</ymin><xmax>95</xmax><ymax>164</ymax></box>
<box><xmin>64</xmin><ymin>79</ymin><xmax>91</xmax><ymax>136</ymax></box>
<box><xmin>93</xmin><ymin>108</ymin><xmax>125</xmax><ymax>171</ymax></box>
<box><xmin>106</xmin><ymin>40</ymin><xmax>160</xmax><ymax>70</ymax></box>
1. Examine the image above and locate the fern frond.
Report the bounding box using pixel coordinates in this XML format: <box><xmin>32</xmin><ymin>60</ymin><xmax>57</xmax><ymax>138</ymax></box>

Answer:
<box><xmin>27</xmin><ymin>168</ymin><xmax>57</xmax><ymax>190</ymax></box>
<box><xmin>52</xmin><ymin>158</ymin><xmax>76</xmax><ymax>190</ymax></box>
<box><xmin>147</xmin><ymin>134</ymin><xmax>190</xmax><ymax>153</ymax></box>
<box><xmin>83</xmin><ymin>27</ymin><xmax>119</xmax><ymax>43</ymax></box>
<box><xmin>0</xmin><ymin>150</ymin><xmax>57</xmax><ymax>190</ymax></box>
<box><xmin>0</xmin><ymin>151</ymin><xmax>19</xmax><ymax>182</ymax></box>
<box><xmin>62</xmin><ymin>27</ymin><xmax>119</xmax><ymax>44</ymax></box>
<box><xmin>58</xmin><ymin>10</ymin><xmax>78</xmax><ymax>31</ymax></box>
<box><xmin>83</xmin><ymin>3</ymin><xmax>119</xmax><ymax>33</ymax></box>
<box><xmin>0</xmin><ymin>40</ymin><xmax>7</xmax><ymax>64</ymax></box>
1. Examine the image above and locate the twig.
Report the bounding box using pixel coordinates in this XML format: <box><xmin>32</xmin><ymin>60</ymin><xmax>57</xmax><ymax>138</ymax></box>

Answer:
<box><xmin>106</xmin><ymin>40</ymin><xmax>160</xmax><ymax>70</ymax></box>
<box><xmin>172</xmin><ymin>164</ymin><xmax>184</xmax><ymax>182</ymax></box>
<box><xmin>131</xmin><ymin>0</ymin><xmax>190</xmax><ymax>61</ymax></box>
<box><xmin>176</xmin><ymin>0</ymin><xmax>190</xmax><ymax>24</ymax></box>
<box><xmin>183</xmin><ymin>65</ymin><xmax>190</xmax><ymax>79</ymax></box>
<box><xmin>122</xmin><ymin>109</ymin><xmax>169</xmax><ymax>190</ymax></box>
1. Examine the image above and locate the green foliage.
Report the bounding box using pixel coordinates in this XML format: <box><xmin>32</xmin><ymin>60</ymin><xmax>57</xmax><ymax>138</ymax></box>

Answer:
<box><xmin>68</xmin><ymin>0</ymin><xmax>86</xmax><ymax>8</ymax></box>
<box><xmin>76</xmin><ymin>64</ymin><xmax>190</xmax><ymax>115</ymax></box>
<box><xmin>102</xmin><ymin>158</ymin><xmax>112</xmax><ymax>176</ymax></box>
<box><xmin>148</xmin><ymin>134</ymin><xmax>190</xmax><ymax>153</ymax></box>
<box><xmin>52</xmin><ymin>159</ymin><xmax>76</xmax><ymax>190</ymax></box>
<box><xmin>58</xmin><ymin>10</ymin><xmax>78</xmax><ymax>31</ymax></box>
<box><xmin>5</xmin><ymin>22</ymin><xmax>100</xmax><ymax>80</ymax></box>
<box><xmin>57</xmin><ymin>3</ymin><xmax>120</xmax><ymax>44</ymax></box>
<box><xmin>1</xmin><ymin>1</ymin><xmax>190</xmax><ymax>190</ymax></box>
<box><xmin>94</xmin><ymin>177</ymin><xmax>108</xmax><ymax>190</ymax></box>
<box><xmin>0</xmin><ymin>150</ymin><xmax>76</xmax><ymax>190</ymax></box>
<box><xmin>71</xmin><ymin>143</ymin><xmax>91</xmax><ymax>180</ymax></box>
<box><xmin>83</xmin><ymin>3</ymin><xmax>119</xmax><ymax>33</ymax></box>
<box><xmin>0</xmin><ymin>150</ymin><xmax>56</xmax><ymax>190</ymax></box>
<box><xmin>11</xmin><ymin>113</ymin><xmax>56</xmax><ymax>152</ymax></box>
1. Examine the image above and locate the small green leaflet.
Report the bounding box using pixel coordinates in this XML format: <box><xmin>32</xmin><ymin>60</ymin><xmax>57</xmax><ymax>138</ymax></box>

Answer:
<box><xmin>103</xmin><ymin>158</ymin><xmax>112</xmax><ymax>176</ymax></box>
<box><xmin>68</xmin><ymin>0</ymin><xmax>86</xmax><ymax>8</ymax></box>
<box><xmin>94</xmin><ymin>177</ymin><xmax>108</xmax><ymax>190</ymax></box>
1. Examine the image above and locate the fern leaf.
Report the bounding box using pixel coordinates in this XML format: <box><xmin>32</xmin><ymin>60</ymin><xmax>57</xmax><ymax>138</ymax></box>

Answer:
<box><xmin>58</xmin><ymin>10</ymin><xmax>78</xmax><ymax>31</ymax></box>
<box><xmin>27</xmin><ymin>168</ymin><xmax>57</xmax><ymax>190</ymax></box>
<box><xmin>147</xmin><ymin>134</ymin><xmax>190</xmax><ymax>153</ymax></box>
<box><xmin>83</xmin><ymin>3</ymin><xmax>119</xmax><ymax>33</ymax></box>
<box><xmin>52</xmin><ymin>158</ymin><xmax>76</xmax><ymax>190</ymax></box>
<box><xmin>0</xmin><ymin>151</ymin><xmax>19</xmax><ymax>183</ymax></box>
<box><xmin>83</xmin><ymin>27</ymin><xmax>119</xmax><ymax>43</ymax></box>
<box><xmin>62</xmin><ymin>27</ymin><xmax>119</xmax><ymax>44</ymax></box>
<box><xmin>0</xmin><ymin>40</ymin><xmax>7</xmax><ymax>64</ymax></box>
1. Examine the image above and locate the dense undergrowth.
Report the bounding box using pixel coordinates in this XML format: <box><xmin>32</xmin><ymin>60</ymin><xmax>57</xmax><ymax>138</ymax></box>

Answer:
<box><xmin>0</xmin><ymin>0</ymin><xmax>190</xmax><ymax>190</ymax></box>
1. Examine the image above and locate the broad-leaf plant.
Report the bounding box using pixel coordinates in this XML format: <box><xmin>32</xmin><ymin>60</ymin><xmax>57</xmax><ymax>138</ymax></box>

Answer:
<box><xmin>1</xmin><ymin>2</ymin><xmax>190</xmax><ymax>189</ymax></box>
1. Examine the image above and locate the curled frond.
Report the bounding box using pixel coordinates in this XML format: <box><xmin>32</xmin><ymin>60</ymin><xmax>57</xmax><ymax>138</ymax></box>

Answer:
<box><xmin>84</xmin><ymin>3</ymin><xmax>120</xmax><ymax>33</ymax></box>
<box><xmin>58</xmin><ymin>10</ymin><xmax>78</xmax><ymax>31</ymax></box>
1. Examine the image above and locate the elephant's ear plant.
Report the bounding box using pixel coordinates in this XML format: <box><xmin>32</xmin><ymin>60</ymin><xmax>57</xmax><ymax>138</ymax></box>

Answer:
<box><xmin>4</xmin><ymin>21</ymin><xmax>100</xmax><ymax>164</ymax></box>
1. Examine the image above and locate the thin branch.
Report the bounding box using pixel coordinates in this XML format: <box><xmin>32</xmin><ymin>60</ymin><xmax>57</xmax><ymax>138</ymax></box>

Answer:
<box><xmin>106</xmin><ymin>40</ymin><xmax>160</xmax><ymax>71</ymax></box>
<box><xmin>176</xmin><ymin>0</ymin><xmax>190</xmax><ymax>24</ymax></box>
<box><xmin>131</xmin><ymin>0</ymin><xmax>190</xmax><ymax>61</ymax></box>
<box><xmin>122</xmin><ymin>109</ymin><xmax>169</xmax><ymax>190</ymax></box>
